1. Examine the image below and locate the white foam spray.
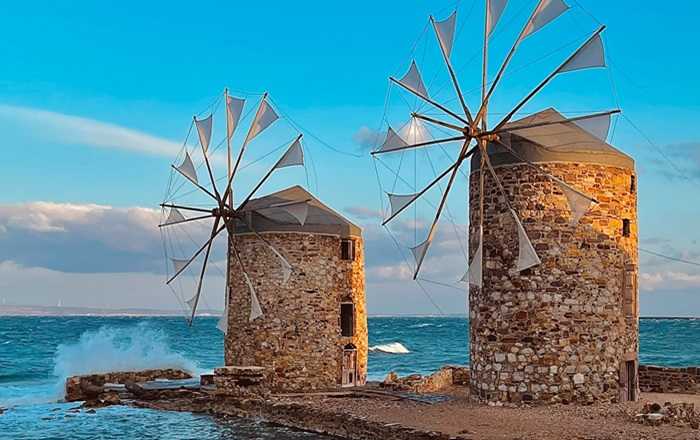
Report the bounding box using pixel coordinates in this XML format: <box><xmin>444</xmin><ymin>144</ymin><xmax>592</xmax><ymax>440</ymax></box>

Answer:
<box><xmin>369</xmin><ymin>342</ymin><xmax>411</xmax><ymax>354</ymax></box>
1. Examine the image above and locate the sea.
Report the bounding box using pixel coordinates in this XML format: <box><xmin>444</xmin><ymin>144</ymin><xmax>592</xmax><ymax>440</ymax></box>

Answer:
<box><xmin>1</xmin><ymin>316</ymin><xmax>700</xmax><ymax>439</ymax></box>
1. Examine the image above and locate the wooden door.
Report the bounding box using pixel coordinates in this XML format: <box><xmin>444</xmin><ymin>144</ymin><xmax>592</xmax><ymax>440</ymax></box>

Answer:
<box><xmin>341</xmin><ymin>349</ymin><xmax>357</xmax><ymax>387</ymax></box>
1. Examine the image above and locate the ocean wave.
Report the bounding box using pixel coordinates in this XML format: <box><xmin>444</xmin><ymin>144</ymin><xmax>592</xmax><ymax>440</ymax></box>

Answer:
<box><xmin>369</xmin><ymin>342</ymin><xmax>410</xmax><ymax>354</ymax></box>
<box><xmin>409</xmin><ymin>323</ymin><xmax>433</xmax><ymax>328</ymax></box>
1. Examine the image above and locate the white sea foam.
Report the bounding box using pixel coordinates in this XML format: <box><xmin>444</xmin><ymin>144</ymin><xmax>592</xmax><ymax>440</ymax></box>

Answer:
<box><xmin>53</xmin><ymin>323</ymin><xmax>198</xmax><ymax>381</ymax></box>
<box><xmin>369</xmin><ymin>342</ymin><xmax>410</xmax><ymax>354</ymax></box>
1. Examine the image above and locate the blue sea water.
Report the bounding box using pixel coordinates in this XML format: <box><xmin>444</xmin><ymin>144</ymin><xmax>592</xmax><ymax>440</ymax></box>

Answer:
<box><xmin>1</xmin><ymin>316</ymin><xmax>699</xmax><ymax>439</ymax></box>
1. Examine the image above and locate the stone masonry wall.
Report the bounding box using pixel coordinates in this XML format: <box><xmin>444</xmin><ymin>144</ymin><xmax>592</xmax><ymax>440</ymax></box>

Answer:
<box><xmin>468</xmin><ymin>162</ymin><xmax>639</xmax><ymax>404</ymax></box>
<box><xmin>639</xmin><ymin>365</ymin><xmax>700</xmax><ymax>394</ymax></box>
<box><xmin>225</xmin><ymin>232</ymin><xmax>367</xmax><ymax>392</ymax></box>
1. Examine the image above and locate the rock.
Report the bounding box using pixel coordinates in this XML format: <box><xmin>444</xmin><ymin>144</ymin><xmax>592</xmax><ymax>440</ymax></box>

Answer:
<box><xmin>573</xmin><ymin>373</ymin><xmax>585</xmax><ymax>385</ymax></box>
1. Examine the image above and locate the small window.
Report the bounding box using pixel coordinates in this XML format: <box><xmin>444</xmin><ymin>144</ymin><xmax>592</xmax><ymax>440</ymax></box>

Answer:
<box><xmin>630</xmin><ymin>175</ymin><xmax>636</xmax><ymax>193</ymax></box>
<box><xmin>341</xmin><ymin>239</ymin><xmax>355</xmax><ymax>261</ymax></box>
<box><xmin>340</xmin><ymin>303</ymin><xmax>355</xmax><ymax>337</ymax></box>
<box><xmin>622</xmin><ymin>219</ymin><xmax>631</xmax><ymax>237</ymax></box>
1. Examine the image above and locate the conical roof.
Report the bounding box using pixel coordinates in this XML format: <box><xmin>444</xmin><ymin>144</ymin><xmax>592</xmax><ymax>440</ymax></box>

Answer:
<box><xmin>471</xmin><ymin>108</ymin><xmax>634</xmax><ymax>172</ymax></box>
<box><xmin>234</xmin><ymin>185</ymin><xmax>361</xmax><ymax>238</ymax></box>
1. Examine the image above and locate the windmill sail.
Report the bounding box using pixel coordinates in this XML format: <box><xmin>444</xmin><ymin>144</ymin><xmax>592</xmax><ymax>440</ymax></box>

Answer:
<box><xmin>461</xmin><ymin>227</ymin><xmax>483</xmax><ymax>287</ymax></box>
<box><xmin>387</xmin><ymin>193</ymin><xmax>419</xmax><ymax>218</ymax></box>
<box><xmin>164</xmin><ymin>208</ymin><xmax>186</xmax><ymax>225</ymax></box>
<box><xmin>226</xmin><ymin>96</ymin><xmax>245</xmax><ymax>139</ymax></box>
<box><xmin>557</xmin><ymin>182</ymin><xmax>594</xmax><ymax>225</ymax></box>
<box><xmin>410</xmin><ymin>234</ymin><xmax>433</xmax><ymax>270</ymax></box>
<box><xmin>510</xmin><ymin>209</ymin><xmax>541</xmax><ymax>271</ymax></box>
<box><xmin>244</xmin><ymin>99</ymin><xmax>279</xmax><ymax>145</ymax></box>
<box><xmin>275</xmin><ymin>137</ymin><xmax>304</xmax><ymax>169</ymax></box>
<box><xmin>433</xmin><ymin>12</ymin><xmax>457</xmax><ymax>59</ymax></box>
<box><xmin>171</xmin><ymin>258</ymin><xmax>189</xmax><ymax>274</ymax></box>
<box><xmin>520</xmin><ymin>0</ymin><xmax>569</xmax><ymax>42</ymax></box>
<box><xmin>195</xmin><ymin>115</ymin><xmax>213</xmax><ymax>153</ymax></box>
<box><xmin>217</xmin><ymin>286</ymin><xmax>229</xmax><ymax>334</ymax></box>
<box><xmin>244</xmin><ymin>272</ymin><xmax>263</xmax><ymax>321</ymax></box>
<box><xmin>185</xmin><ymin>295</ymin><xmax>197</xmax><ymax>310</ymax></box>
<box><xmin>175</xmin><ymin>152</ymin><xmax>198</xmax><ymax>184</ymax></box>
<box><xmin>269</xmin><ymin>246</ymin><xmax>293</xmax><ymax>284</ymax></box>
<box><xmin>397</xmin><ymin>61</ymin><xmax>429</xmax><ymax>98</ymax></box>
<box><xmin>572</xmin><ymin>112</ymin><xmax>611</xmax><ymax>141</ymax></box>
<box><xmin>378</xmin><ymin>127</ymin><xmax>408</xmax><ymax>152</ymax></box>
<box><xmin>486</xmin><ymin>0</ymin><xmax>508</xmax><ymax>37</ymax></box>
<box><xmin>557</xmin><ymin>34</ymin><xmax>606</xmax><ymax>73</ymax></box>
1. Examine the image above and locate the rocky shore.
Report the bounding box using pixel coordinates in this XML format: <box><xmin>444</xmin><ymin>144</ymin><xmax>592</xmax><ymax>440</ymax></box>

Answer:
<box><xmin>64</xmin><ymin>368</ymin><xmax>700</xmax><ymax>440</ymax></box>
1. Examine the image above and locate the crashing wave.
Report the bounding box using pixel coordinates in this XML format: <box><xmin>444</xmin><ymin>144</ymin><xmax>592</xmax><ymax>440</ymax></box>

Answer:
<box><xmin>369</xmin><ymin>342</ymin><xmax>410</xmax><ymax>354</ymax></box>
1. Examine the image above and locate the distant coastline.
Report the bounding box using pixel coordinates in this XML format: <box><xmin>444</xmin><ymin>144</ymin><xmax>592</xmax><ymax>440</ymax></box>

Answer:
<box><xmin>0</xmin><ymin>305</ymin><xmax>697</xmax><ymax>319</ymax></box>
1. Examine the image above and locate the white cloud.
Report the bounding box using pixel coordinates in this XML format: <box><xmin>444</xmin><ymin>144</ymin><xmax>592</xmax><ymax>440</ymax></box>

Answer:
<box><xmin>0</xmin><ymin>104</ymin><xmax>184</xmax><ymax>157</ymax></box>
<box><xmin>640</xmin><ymin>270</ymin><xmax>700</xmax><ymax>292</ymax></box>
<box><xmin>352</xmin><ymin>126</ymin><xmax>383</xmax><ymax>151</ymax></box>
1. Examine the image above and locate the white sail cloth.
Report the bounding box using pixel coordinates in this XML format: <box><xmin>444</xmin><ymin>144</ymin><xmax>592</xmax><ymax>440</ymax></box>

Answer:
<box><xmin>410</xmin><ymin>232</ymin><xmax>434</xmax><ymax>272</ymax></box>
<box><xmin>397</xmin><ymin>61</ymin><xmax>429</xmax><ymax>99</ymax></box>
<box><xmin>244</xmin><ymin>98</ymin><xmax>279</xmax><ymax>146</ymax></box>
<box><xmin>399</xmin><ymin>117</ymin><xmax>432</xmax><ymax>144</ymax></box>
<box><xmin>377</xmin><ymin>126</ymin><xmax>408</xmax><ymax>152</ymax></box>
<box><xmin>557</xmin><ymin>182</ymin><xmax>593</xmax><ymax>225</ymax></box>
<box><xmin>572</xmin><ymin>112</ymin><xmax>611</xmax><ymax>141</ymax></box>
<box><xmin>510</xmin><ymin>209</ymin><xmax>541</xmax><ymax>271</ymax></box>
<box><xmin>520</xmin><ymin>0</ymin><xmax>569</xmax><ymax>42</ymax></box>
<box><xmin>171</xmin><ymin>258</ymin><xmax>190</xmax><ymax>275</ymax></box>
<box><xmin>164</xmin><ymin>208</ymin><xmax>186</xmax><ymax>225</ymax></box>
<box><xmin>217</xmin><ymin>285</ymin><xmax>229</xmax><ymax>334</ymax></box>
<box><xmin>275</xmin><ymin>137</ymin><xmax>304</xmax><ymax>169</ymax></box>
<box><xmin>387</xmin><ymin>193</ymin><xmax>420</xmax><ymax>219</ymax></box>
<box><xmin>175</xmin><ymin>152</ymin><xmax>198</xmax><ymax>184</ymax></box>
<box><xmin>486</xmin><ymin>0</ymin><xmax>508</xmax><ymax>37</ymax></box>
<box><xmin>269</xmin><ymin>246</ymin><xmax>293</xmax><ymax>284</ymax></box>
<box><xmin>433</xmin><ymin>12</ymin><xmax>456</xmax><ymax>58</ymax></box>
<box><xmin>461</xmin><ymin>227</ymin><xmax>483</xmax><ymax>287</ymax></box>
<box><xmin>558</xmin><ymin>34</ymin><xmax>606</xmax><ymax>73</ymax></box>
<box><xmin>244</xmin><ymin>272</ymin><xmax>263</xmax><ymax>321</ymax></box>
<box><xmin>226</xmin><ymin>96</ymin><xmax>245</xmax><ymax>139</ymax></box>
<box><xmin>195</xmin><ymin>115</ymin><xmax>213</xmax><ymax>153</ymax></box>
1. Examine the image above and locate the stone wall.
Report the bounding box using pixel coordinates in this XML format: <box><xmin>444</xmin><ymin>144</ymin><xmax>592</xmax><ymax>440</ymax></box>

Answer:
<box><xmin>225</xmin><ymin>232</ymin><xmax>367</xmax><ymax>392</ymax></box>
<box><xmin>639</xmin><ymin>365</ymin><xmax>700</xmax><ymax>394</ymax></box>
<box><xmin>468</xmin><ymin>162</ymin><xmax>639</xmax><ymax>404</ymax></box>
<box><xmin>65</xmin><ymin>369</ymin><xmax>192</xmax><ymax>402</ymax></box>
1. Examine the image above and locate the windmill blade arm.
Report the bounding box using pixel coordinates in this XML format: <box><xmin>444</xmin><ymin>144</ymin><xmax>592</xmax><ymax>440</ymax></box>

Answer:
<box><xmin>160</xmin><ymin>203</ymin><xmax>213</xmax><ymax>215</ymax></box>
<box><xmin>198</xmin><ymin>133</ymin><xmax>222</xmax><ymax>204</ymax></box>
<box><xmin>389</xmin><ymin>77</ymin><xmax>469</xmax><ymax>125</ymax></box>
<box><xmin>171</xmin><ymin>165</ymin><xmax>218</xmax><ymax>201</ymax></box>
<box><xmin>167</xmin><ymin>222</ymin><xmax>226</xmax><ymax>284</ymax></box>
<box><xmin>494</xmin><ymin>26</ymin><xmax>606</xmax><ymax>131</ymax></box>
<box><xmin>188</xmin><ymin>216</ymin><xmax>221</xmax><ymax>324</ymax></box>
<box><xmin>486</xmin><ymin>109</ymin><xmax>620</xmax><ymax>136</ymax></box>
<box><xmin>411</xmin><ymin>113</ymin><xmax>466</xmax><ymax>133</ymax></box>
<box><xmin>222</xmin><ymin>93</ymin><xmax>270</xmax><ymax>205</ymax></box>
<box><xmin>236</xmin><ymin>134</ymin><xmax>304</xmax><ymax>212</ymax></box>
<box><xmin>371</xmin><ymin>135</ymin><xmax>466</xmax><ymax>156</ymax></box>
<box><xmin>158</xmin><ymin>214</ymin><xmax>214</xmax><ymax>228</ymax></box>
<box><xmin>430</xmin><ymin>15</ymin><xmax>473</xmax><ymax>123</ymax></box>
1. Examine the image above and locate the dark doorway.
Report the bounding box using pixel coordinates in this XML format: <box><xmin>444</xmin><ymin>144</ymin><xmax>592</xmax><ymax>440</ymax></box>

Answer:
<box><xmin>626</xmin><ymin>360</ymin><xmax>637</xmax><ymax>401</ymax></box>
<box><xmin>340</xmin><ymin>302</ymin><xmax>355</xmax><ymax>337</ymax></box>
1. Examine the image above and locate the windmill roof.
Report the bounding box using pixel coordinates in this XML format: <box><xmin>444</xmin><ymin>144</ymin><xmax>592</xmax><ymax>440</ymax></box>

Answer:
<box><xmin>233</xmin><ymin>185</ymin><xmax>362</xmax><ymax>238</ymax></box>
<box><xmin>470</xmin><ymin>108</ymin><xmax>634</xmax><ymax>172</ymax></box>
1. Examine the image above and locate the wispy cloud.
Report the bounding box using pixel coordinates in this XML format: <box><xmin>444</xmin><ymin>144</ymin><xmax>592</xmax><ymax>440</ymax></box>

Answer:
<box><xmin>0</xmin><ymin>104</ymin><xmax>184</xmax><ymax>157</ymax></box>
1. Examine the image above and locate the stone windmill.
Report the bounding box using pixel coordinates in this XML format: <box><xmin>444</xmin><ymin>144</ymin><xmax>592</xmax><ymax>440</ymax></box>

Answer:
<box><xmin>372</xmin><ymin>1</ymin><xmax>638</xmax><ymax>404</ymax></box>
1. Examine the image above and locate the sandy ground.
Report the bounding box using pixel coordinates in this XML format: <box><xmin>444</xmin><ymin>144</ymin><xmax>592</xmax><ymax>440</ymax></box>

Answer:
<box><xmin>285</xmin><ymin>388</ymin><xmax>700</xmax><ymax>440</ymax></box>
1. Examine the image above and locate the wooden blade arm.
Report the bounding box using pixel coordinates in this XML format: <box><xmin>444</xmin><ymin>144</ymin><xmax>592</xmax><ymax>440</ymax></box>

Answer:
<box><xmin>221</xmin><ymin>93</ymin><xmax>269</xmax><ymax>207</ymax></box>
<box><xmin>485</xmin><ymin>109</ymin><xmax>620</xmax><ymax>137</ymax></box>
<box><xmin>430</xmin><ymin>15</ymin><xmax>474</xmax><ymax>124</ymax></box>
<box><xmin>411</xmin><ymin>113</ymin><xmax>466</xmax><ymax>132</ymax></box>
<box><xmin>188</xmin><ymin>216</ymin><xmax>221</xmax><ymax>325</ymax></box>
<box><xmin>160</xmin><ymin>203</ymin><xmax>213</xmax><ymax>215</ymax></box>
<box><xmin>493</xmin><ymin>26</ymin><xmax>606</xmax><ymax>132</ymax></box>
<box><xmin>389</xmin><ymin>77</ymin><xmax>469</xmax><ymax>125</ymax></box>
<box><xmin>171</xmin><ymin>165</ymin><xmax>218</xmax><ymax>201</ymax></box>
<box><xmin>236</xmin><ymin>134</ymin><xmax>303</xmax><ymax>212</ymax></box>
<box><xmin>371</xmin><ymin>135</ymin><xmax>466</xmax><ymax>156</ymax></box>
<box><xmin>158</xmin><ymin>214</ymin><xmax>214</xmax><ymax>228</ymax></box>
<box><xmin>167</xmin><ymin>221</ymin><xmax>226</xmax><ymax>284</ymax></box>
<box><xmin>195</xmin><ymin>117</ymin><xmax>222</xmax><ymax>204</ymax></box>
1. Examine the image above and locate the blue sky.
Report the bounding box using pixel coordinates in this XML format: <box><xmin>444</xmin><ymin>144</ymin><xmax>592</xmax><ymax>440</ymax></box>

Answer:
<box><xmin>1</xmin><ymin>0</ymin><xmax>699</xmax><ymax>316</ymax></box>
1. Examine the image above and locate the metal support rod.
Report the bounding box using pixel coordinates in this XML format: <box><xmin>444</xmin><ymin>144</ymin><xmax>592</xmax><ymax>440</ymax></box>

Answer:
<box><xmin>389</xmin><ymin>77</ymin><xmax>470</xmax><ymax>125</ymax></box>
<box><xmin>430</xmin><ymin>15</ymin><xmax>474</xmax><ymax>124</ymax></box>
<box><xmin>494</xmin><ymin>26</ymin><xmax>606</xmax><ymax>132</ymax></box>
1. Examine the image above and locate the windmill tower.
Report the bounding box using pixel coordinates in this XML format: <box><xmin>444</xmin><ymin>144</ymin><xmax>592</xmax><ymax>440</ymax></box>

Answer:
<box><xmin>160</xmin><ymin>90</ymin><xmax>367</xmax><ymax>392</ymax></box>
<box><xmin>371</xmin><ymin>0</ymin><xmax>637</xmax><ymax>404</ymax></box>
